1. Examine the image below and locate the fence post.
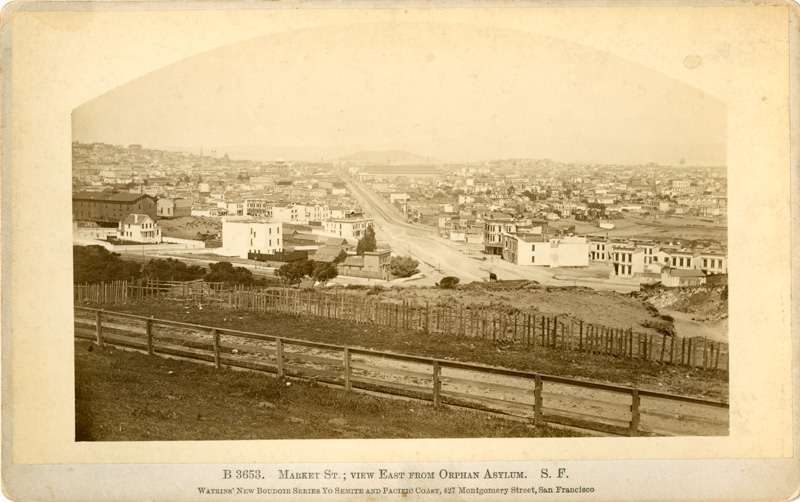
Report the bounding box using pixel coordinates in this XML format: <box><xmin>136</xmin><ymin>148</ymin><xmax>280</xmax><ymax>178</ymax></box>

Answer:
<box><xmin>344</xmin><ymin>348</ymin><xmax>351</xmax><ymax>391</ymax></box>
<box><xmin>95</xmin><ymin>310</ymin><xmax>104</xmax><ymax>347</ymax></box>
<box><xmin>432</xmin><ymin>360</ymin><xmax>441</xmax><ymax>408</ymax></box>
<box><xmin>212</xmin><ymin>329</ymin><xmax>220</xmax><ymax>369</ymax></box>
<box><xmin>629</xmin><ymin>328</ymin><xmax>634</xmax><ymax>358</ymax></box>
<box><xmin>534</xmin><ymin>374</ymin><xmax>543</xmax><ymax>426</ymax></box>
<box><xmin>629</xmin><ymin>389</ymin><xmax>640</xmax><ymax>437</ymax></box>
<box><xmin>146</xmin><ymin>319</ymin><xmax>153</xmax><ymax>356</ymax></box>
<box><xmin>276</xmin><ymin>338</ymin><xmax>284</xmax><ymax>378</ymax></box>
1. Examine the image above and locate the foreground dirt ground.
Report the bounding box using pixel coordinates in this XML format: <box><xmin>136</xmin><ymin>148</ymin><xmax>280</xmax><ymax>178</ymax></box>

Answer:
<box><xmin>75</xmin><ymin>340</ymin><xmax>583</xmax><ymax>441</ymax></box>
<box><xmin>91</xmin><ymin>300</ymin><xmax>728</xmax><ymax>401</ymax></box>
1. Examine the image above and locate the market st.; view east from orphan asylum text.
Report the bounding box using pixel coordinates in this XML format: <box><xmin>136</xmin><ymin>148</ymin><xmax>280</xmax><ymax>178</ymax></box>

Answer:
<box><xmin>71</xmin><ymin>25</ymin><xmax>729</xmax><ymax>441</ymax></box>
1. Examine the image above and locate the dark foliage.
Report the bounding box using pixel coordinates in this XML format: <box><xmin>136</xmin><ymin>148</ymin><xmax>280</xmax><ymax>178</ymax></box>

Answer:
<box><xmin>142</xmin><ymin>258</ymin><xmax>206</xmax><ymax>282</ymax></box>
<box><xmin>390</xmin><ymin>255</ymin><xmax>419</xmax><ymax>278</ymax></box>
<box><xmin>204</xmin><ymin>261</ymin><xmax>256</xmax><ymax>285</ymax></box>
<box><xmin>73</xmin><ymin>245</ymin><xmax>141</xmax><ymax>284</ymax></box>
<box><xmin>356</xmin><ymin>226</ymin><xmax>377</xmax><ymax>256</ymax></box>
<box><xmin>437</xmin><ymin>276</ymin><xmax>460</xmax><ymax>289</ymax></box>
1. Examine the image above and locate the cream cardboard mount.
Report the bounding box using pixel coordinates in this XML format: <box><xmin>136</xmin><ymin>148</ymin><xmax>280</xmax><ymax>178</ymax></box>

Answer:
<box><xmin>1</xmin><ymin>2</ymin><xmax>798</xmax><ymax>502</ymax></box>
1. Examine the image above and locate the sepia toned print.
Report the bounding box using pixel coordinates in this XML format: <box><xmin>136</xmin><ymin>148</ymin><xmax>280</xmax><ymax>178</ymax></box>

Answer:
<box><xmin>3</xmin><ymin>3</ymin><xmax>798</xmax><ymax>502</ymax></box>
<box><xmin>71</xmin><ymin>20</ymin><xmax>728</xmax><ymax>441</ymax></box>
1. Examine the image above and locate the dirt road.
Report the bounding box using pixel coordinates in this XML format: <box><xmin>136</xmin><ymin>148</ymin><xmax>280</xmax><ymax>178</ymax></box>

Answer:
<box><xmin>346</xmin><ymin>179</ymin><xmax>639</xmax><ymax>292</ymax></box>
<box><xmin>75</xmin><ymin>310</ymin><xmax>728</xmax><ymax>437</ymax></box>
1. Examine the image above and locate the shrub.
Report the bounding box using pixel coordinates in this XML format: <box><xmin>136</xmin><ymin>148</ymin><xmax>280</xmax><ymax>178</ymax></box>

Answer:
<box><xmin>390</xmin><ymin>255</ymin><xmax>419</xmax><ymax>278</ymax></box>
<box><xmin>639</xmin><ymin>319</ymin><xmax>676</xmax><ymax>337</ymax></box>
<box><xmin>143</xmin><ymin>258</ymin><xmax>206</xmax><ymax>282</ymax></box>
<box><xmin>437</xmin><ymin>276</ymin><xmax>460</xmax><ymax>289</ymax></box>
<box><xmin>73</xmin><ymin>245</ymin><xmax>141</xmax><ymax>284</ymax></box>
<box><xmin>205</xmin><ymin>261</ymin><xmax>256</xmax><ymax>285</ymax></box>
<box><xmin>720</xmin><ymin>286</ymin><xmax>728</xmax><ymax>301</ymax></box>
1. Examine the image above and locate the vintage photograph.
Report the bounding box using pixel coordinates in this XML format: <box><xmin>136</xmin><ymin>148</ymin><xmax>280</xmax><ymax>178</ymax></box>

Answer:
<box><xmin>69</xmin><ymin>19</ymin><xmax>731</xmax><ymax>441</ymax></box>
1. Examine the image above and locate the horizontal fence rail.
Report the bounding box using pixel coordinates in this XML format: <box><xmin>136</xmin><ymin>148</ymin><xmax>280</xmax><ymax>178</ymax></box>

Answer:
<box><xmin>75</xmin><ymin>280</ymin><xmax>729</xmax><ymax>372</ymax></box>
<box><xmin>74</xmin><ymin>307</ymin><xmax>729</xmax><ymax>437</ymax></box>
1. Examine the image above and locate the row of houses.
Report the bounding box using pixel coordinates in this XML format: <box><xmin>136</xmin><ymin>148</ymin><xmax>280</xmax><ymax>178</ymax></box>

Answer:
<box><xmin>222</xmin><ymin>217</ymin><xmax>390</xmax><ymax>280</ymax></box>
<box><xmin>588</xmin><ymin>238</ymin><xmax>727</xmax><ymax>277</ymax></box>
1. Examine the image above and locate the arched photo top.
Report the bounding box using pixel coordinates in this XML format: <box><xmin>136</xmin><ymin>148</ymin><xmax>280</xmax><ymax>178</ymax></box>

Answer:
<box><xmin>72</xmin><ymin>21</ymin><xmax>726</xmax><ymax>166</ymax></box>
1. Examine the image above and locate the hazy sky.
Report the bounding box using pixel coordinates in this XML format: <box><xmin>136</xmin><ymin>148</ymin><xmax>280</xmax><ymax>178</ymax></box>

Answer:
<box><xmin>72</xmin><ymin>22</ymin><xmax>726</xmax><ymax>165</ymax></box>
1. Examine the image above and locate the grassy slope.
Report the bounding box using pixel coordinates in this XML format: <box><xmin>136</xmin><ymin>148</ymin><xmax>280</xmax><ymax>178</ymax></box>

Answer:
<box><xmin>92</xmin><ymin>300</ymin><xmax>728</xmax><ymax>401</ymax></box>
<box><xmin>75</xmin><ymin>340</ymin><xmax>581</xmax><ymax>441</ymax></box>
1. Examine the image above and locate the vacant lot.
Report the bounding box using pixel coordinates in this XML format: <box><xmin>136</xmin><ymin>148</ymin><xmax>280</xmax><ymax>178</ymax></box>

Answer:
<box><xmin>93</xmin><ymin>300</ymin><xmax>728</xmax><ymax>401</ymax></box>
<box><xmin>158</xmin><ymin>216</ymin><xmax>221</xmax><ymax>239</ymax></box>
<box><xmin>333</xmin><ymin>281</ymin><xmax>669</xmax><ymax>338</ymax></box>
<box><xmin>75</xmin><ymin>340</ymin><xmax>581</xmax><ymax>441</ymax></box>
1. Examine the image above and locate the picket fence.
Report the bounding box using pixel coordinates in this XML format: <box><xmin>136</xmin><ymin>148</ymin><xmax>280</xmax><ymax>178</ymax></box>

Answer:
<box><xmin>74</xmin><ymin>279</ymin><xmax>729</xmax><ymax>372</ymax></box>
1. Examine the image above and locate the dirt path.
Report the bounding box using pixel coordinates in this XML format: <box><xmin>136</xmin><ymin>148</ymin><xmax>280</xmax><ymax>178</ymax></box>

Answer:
<box><xmin>661</xmin><ymin>309</ymin><xmax>727</xmax><ymax>343</ymax></box>
<box><xmin>77</xmin><ymin>311</ymin><xmax>728</xmax><ymax>437</ymax></box>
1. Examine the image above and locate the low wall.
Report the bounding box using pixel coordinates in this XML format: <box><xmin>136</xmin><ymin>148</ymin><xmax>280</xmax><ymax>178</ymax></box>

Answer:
<box><xmin>162</xmin><ymin>237</ymin><xmax>206</xmax><ymax>249</ymax></box>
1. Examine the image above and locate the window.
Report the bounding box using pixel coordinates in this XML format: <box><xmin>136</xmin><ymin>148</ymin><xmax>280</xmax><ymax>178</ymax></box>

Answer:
<box><xmin>531</xmin><ymin>244</ymin><xmax>536</xmax><ymax>251</ymax></box>
<box><xmin>531</xmin><ymin>256</ymin><xmax>535</xmax><ymax>263</ymax></box>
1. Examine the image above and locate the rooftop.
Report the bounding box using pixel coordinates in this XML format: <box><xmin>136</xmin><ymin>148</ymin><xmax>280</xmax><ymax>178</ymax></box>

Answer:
<box><xmin>73</xmin><ymin>191</ymin><xmax>153</xmax><ymax>203</ymax></box>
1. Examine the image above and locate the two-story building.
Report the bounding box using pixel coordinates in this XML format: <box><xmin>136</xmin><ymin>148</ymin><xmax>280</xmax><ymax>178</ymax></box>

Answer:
<box><xmin>323</xmin><ymin>218</ymin><xmax>374</xmax><ymax>242</ymax></box>
<box><xmin>502</xmin><ymin>234</ymin><xmax>589</xmax><ymax>268</ymax></box>
<box><xmin>118</xmin><ymin>214</ymin><xmax>162</xmax><ymax>243</ymax></box>
<box><xmin>73</xmin><ymin>192</ymin><xmax>157</xmax><ymax>223</ymax></box>
<box><xmin>157</xmin><ymin>197</ymin><xmax>191</xmax><ymax>218</ymax></box>
<box><xmin>338</xmin><ymin>249</ymin><xmax>392</xmax><ymax>280</ymax></box>
<box><xmin>222</xmin><ymin>217</ymin><xmax>283</xmax><ymax>258</ymax></box>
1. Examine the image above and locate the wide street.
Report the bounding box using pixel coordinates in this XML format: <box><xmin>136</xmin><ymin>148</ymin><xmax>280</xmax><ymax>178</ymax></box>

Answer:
<box><xmin>343</xmin><ymin>177</ymin><xmax>640</xmax><ymax>292</ymax></box>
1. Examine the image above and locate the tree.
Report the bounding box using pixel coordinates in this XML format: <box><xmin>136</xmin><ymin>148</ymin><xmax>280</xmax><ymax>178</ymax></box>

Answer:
<box><xmin>73</xmin><ymin>245</ymin><xmax>141</xmax><ymax>284</ymax></box>
<box><xmin>390</xmin><ymin>256</ymin><xmax>419</xmax><ymax>278</ymax></box>
<box><xmin>356</xmin><ymin>226</ymin><xmax>377</xmax><ymax>256</ymax></box>
<box><xmin>276</xmin><ymin>261</ymin><xmax>304</xmax><ymax>284</ymax></box>
<box><xmin>275</xmin><ymin>259</ymin><xmax>315</xmax><ymax>285</ymax></box>
<box><xmin>312</xmin><ymin>262</ymin><xmax>338</xmax><ymax>285</ymax></box>
<box><xmin>142</xmin><ymin>258</ymin><xmax>206</xmax><ymax>281</ymax></box>
<box><xmin>205</xmin><ymin>261</ymin><xmax>255</xmax><ymax>285</ymax></box>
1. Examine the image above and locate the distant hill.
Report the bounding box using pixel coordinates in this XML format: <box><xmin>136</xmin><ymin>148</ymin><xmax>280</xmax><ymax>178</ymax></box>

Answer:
<box><xmin>337</xmin><ymin>150</ymin><xmax>440</xmax><ymax>165</ymax></box>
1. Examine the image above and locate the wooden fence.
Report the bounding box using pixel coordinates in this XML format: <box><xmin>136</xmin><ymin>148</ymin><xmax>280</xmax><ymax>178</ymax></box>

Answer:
<box><xmin>74</xmin><ymin>280</ymin><xmax>729</xmax><ymax>372</ymax></box>
<box><xmin>73</xmin><ymin>307</ymin><xmax>729</xmax><ymax>437</ymax></box>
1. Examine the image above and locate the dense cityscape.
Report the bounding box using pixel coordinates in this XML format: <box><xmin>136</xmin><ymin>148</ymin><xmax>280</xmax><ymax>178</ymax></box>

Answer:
<box><xmin>72</xmin><ymin>141</ymin><xmax>727</xmax><ymax>291</ymax></box>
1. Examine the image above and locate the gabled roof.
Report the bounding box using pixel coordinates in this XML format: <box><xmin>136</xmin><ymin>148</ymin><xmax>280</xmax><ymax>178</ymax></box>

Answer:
<box><xmin>663</xmin><ymin>267</ymin><xmax>705</xmax><ymax>277</ymax></box>
<box><xmin>310</xmin><ymin>247</ymin><xmax>348</xmax><ymax>263</ymax></box>
<box><xmin>341</xmin><ymin>256</ymin><xmax>365</xmax><ymax>268</ymax></box>
<box><xmin>121</xmin><ymin>213</ymin><xmax>155</xmax><ymax>225</ymax></box>
<box><xmin>73</xmin><ymin>191</ymin><xmax>154</xmax><ymax>203</ymax></box>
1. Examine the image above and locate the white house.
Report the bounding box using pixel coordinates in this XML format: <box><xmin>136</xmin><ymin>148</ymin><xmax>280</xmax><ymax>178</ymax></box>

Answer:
<box><xmin>118</xmin><ymin>214</ymin><xmax>162</xmax><ymax>243</ymax></box>
<box><xmin>191</xmin><ymin>207</ymin><xmax>228</xmax><ymax>217</ymax></box>
<box><xmin>222</xmin><ymin>217</ymin><xmax>283</xmax><ymax>258</ymax></box>
<box><xmin>501</xmin><ymin>234</ymin><xmax>589</xmax><ymax>268</ymax></box>
<box><xmin>323</xmin><ymin>218</ymin><xmax>374</xmax><ymax>242</ymax></box>
<box><xmin>271</xmin><ymin>203</ymin><xmax>300</xmax><ymax>223</ymax></box>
